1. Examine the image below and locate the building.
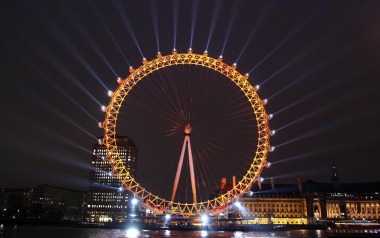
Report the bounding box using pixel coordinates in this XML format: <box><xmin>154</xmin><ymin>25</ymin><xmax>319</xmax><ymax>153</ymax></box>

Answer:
<box><xmin>215</xmin><ymin>173</ymin><xmax>380</xmax><ymax>226</ymax></box>
<box><xmin>303</xmin><ymin>181</ymin><xmax>380</xmax><ymax>221</ymax></box>
<box><xmin>236</xmin><ymin>183</ymin><xmax>308</xmax><ymax>225</ymax></box>
<box><xmin>28</xmin><ymin>184</ymin><xmax>86</xmax><ymax>221</ymax></box>
<box><xmin>0</xmin><ymin>188</ymin><xmax>30</xmax><ymax>219</ymax></box>
<box><xmin>87</xmin><ymin>136</ymin><xmax>138</xmax><ymax>222</ymax></box>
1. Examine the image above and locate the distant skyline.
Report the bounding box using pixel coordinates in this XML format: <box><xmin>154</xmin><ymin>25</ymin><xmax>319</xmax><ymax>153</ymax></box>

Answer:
<box><xmin>1</xmin><ymin>0</ymin><xmax>380</xmax><ymax>198</ymax></box>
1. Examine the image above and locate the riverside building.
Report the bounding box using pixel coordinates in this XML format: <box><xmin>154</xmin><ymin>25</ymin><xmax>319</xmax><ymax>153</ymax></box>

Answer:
<box><xmin>87</xmin><ymin>136</ymin><xmax>138</xmax><ymax>222</ymax></box>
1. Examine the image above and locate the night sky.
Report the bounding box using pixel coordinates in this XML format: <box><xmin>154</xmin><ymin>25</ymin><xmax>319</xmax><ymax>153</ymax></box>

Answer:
<box><xmin>1</xmin><ymin>0</ymin><xmax>380</xmax><ymax>201</ymax></box>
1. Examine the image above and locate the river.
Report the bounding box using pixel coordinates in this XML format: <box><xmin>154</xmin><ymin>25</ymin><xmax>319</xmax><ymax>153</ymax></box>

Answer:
<box><xmin>1</xmin><ymin>226</ymin><xmax>328</xmax><ymax>238</ymax></box>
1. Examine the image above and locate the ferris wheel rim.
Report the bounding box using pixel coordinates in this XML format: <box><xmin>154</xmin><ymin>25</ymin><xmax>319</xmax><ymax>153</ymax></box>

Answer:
<box><xmin>101</xmin><ymin>51</ymin><xmax>271</xmax><ymax>215</ymax></box>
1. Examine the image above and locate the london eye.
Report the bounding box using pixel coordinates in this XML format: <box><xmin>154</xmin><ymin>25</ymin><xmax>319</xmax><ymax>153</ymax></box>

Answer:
<box><xmin>99</xmin><ymin>50</ymin><xmax>273</xmax><ymax>216</ymax></box>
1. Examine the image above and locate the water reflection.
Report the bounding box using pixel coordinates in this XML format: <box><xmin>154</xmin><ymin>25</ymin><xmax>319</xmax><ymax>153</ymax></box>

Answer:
<box><xmin>1</xmin><ymin>226</ymin><xmax>328</xmax><ymax>238</ymax></box>
<box><xmin>126</xmin><ymin>227</ymin><xmax>140</xmax><ymax>238</ymax></box>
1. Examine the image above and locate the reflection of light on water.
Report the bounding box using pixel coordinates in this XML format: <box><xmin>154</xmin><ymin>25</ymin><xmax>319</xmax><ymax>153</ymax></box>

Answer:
<box><xmin>126</xmin><ymin>228</ymin><xmax>140</xmax><ymax>238</ymax></box>
<box><xmin>316</xmin><ymin>229</ymin><xmax>322</xmax><ymax>238</ymax></box>
<box><xmin>233</xmin><ymin>231</ymin><xmax>244</xmax><ymax>238</ymax></box>
<box><xmin>164</xmin><ymin>230</ymin><xmax>171</xmax><ymax>236</ymax></box>
<box><xmin>201</xmin><ymin>230</ymin><xmax>208</xmax><ymax>237</ymax></box>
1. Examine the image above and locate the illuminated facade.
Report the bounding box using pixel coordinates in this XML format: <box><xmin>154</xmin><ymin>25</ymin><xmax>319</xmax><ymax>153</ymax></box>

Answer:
<box><xmin>235</xmin><ymin>184</ymin><xmax>308</xmax><ymax>225</ymax></box>
<box><xmin>223</xmin><ymin>177</ymin><xmax>380</xmax><ymax>225</ymax></box>
<box><xmin>87</xmin><ymin>136</ymin><xmax>137</xmax><ymax>222</ymax></box>
<box><xmin>307</xmin><ymin>182</ymin><xmax>380</xmax><ymax>221</ymax></box>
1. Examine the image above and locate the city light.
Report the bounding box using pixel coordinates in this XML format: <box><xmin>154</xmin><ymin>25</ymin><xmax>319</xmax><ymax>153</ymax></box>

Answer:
<box><xmin>131</xmin><ymin>198</ymin><xmax>138</xmax><ymax>205</ymax></box>
<box><xmin>234</xmin><ymin>201</ymin><xmax>241</xmax><ymax>208</ymax></box>
<box><xmin>201</xmin><ymin>214</ymin><xmax>208</xmax><ymax>224</ymax></box>
<box><xmin>165</xmin><ymin>214</ymin><xmax>171</xmax><ymax>220</ymax></box>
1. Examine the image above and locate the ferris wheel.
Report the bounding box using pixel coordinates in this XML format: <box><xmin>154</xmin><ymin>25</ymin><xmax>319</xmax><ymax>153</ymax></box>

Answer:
<box><xmin>99</xmin><ymin>49</ymin><xmax>274</xmax><ymax>216</ymax></box>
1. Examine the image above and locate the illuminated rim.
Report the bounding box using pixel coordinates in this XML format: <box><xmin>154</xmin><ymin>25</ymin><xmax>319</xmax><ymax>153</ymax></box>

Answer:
<box><xmin>101</xmin><ymin>52</ymin><xmax>271</xmax><ymax>216</ymax></box>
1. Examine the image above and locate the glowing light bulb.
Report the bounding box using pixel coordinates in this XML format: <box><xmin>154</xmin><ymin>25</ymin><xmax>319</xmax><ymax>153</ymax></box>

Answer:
<box><xmin>188</xmin><ymin>48</ymin><xmax>193</xmax><ymax>53</ymax></box>
<box><xmin>258</xmin><ymin>177</ymin><xmax>264</xmax><ymax>183</ymax></box>
<box><xmin>270</xmin><ymin>130</ymin><xmax>276</xmax><ymax>136</ymax></box>
<box><xmin>108</xmin><ymin>90</ymin><xmax>113</xmax><ymax>97</ymax></box>
<box><xmin>255</xmin><ymin>85</ymin><xmax>260</xmax><ymax>90</ymax></box>
<box><xmin>265</xmin><ymin>162</ymin><xmax>271</xmax><ymax>168</ymax></box>
<box><xmin>117</xmin><ymin>77</ymin><xmax>122</xmax><ymax>84</ymax></box>
<box><xmin>245</xmin><ymin>73</ymin><xmax>249</xmax><ymax>77</ymax></box>
<box><xmin>203</xmin><ymin>50</ymin><xmax>208</xmax><ymax>55</ymax></box>
<box><xmin>269</xmin><ymin>146</ymin><xmax>275</xmax><ymax>152</ymax></box>
<box><xmin>98</xmin><ymin>122</ymin><xmax>102</xmax><ymax>128</ymax></box>
<box><xmin>268</xmin><ymin>114</ymin><xmax>274</xmax><ymax>120</ymax></box>
<box><xmin>101</xmin><ymin>105</ymin><xmax>106</xmax><ymax>112</ymax></box>
<box><xmin>233</xmin><ymin>63</ymin><xmax>237</xmax><ymax>67</ymax></box>
<box><xmin>165</xmin><ymin>214</ymin><xmax>171</xmax><ymax>220</ymax></box>
<box><xmin>263</xmin><ymin>99</ymin><xmax>268</xmax><ymax>105</ymax></box>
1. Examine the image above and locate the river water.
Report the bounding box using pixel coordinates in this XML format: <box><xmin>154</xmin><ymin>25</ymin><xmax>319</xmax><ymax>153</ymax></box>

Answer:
<box><xmin>1</xmin><ymin>226</ymin><xmax>328</xmax><ymax>238</ymax></box>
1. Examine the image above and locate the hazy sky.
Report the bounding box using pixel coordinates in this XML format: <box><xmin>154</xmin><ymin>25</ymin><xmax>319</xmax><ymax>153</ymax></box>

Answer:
<box><xmin>1</xmin><ymin>0</ymin><xmax>379</xmax><ymax>201</ymax></box>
